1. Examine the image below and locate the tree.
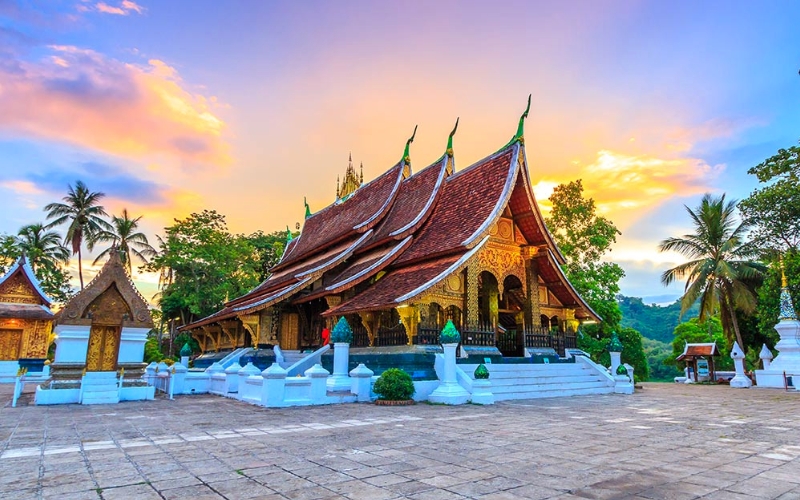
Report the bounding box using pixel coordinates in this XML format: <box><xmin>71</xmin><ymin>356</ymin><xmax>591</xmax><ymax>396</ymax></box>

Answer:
<box><xmin>145</xmin><ymin>210</ymin><xmax>262</xmax><ymax>328</ymax></box>
<box><xmin>0</xmin><ymin>225</ymin><xmax>74</xmax><ymax>303</ymax></box>
<box><xmin>547</xmin><ymin>180</ymin><xmax>647</xmax><ymax>380</ymax></box>
<box><xmin>659</xmin><ymin>194</ymin><xmax>766</xmax><ymax>354</ymax></box>
<box><xmin>246</xmin><ymin>230</ymin><xmax>290</xmax><ymax>282</ymax></box>
<box><xmin>15</xmin><ymin>223</ymin><xmax>70</xmax><ymax>273</ymax></box>
<box><xmin>669</xmin><ymin>317</ymin><xmax>733</xmax><ymax>371</ymax></box>
<box><xmin>92</xmin><ymin>209</ymin><xmax>156</xmax><ymax>274</ymax></box>
<box><xmin>739</xmin><ymin>142</ymin><xmax>800</xmax><ymax>253</ymax></box>
<box><xmin>44</xmin><ymin>181</ymin><xmax>111</xmax><ymax>289</ymax></box>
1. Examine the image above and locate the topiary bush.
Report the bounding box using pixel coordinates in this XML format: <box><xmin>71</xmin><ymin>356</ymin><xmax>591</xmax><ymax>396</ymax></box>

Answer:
<box><xmin>373</xmin><ymin>368</ymin><xmax>415</xmax><ymax>401</ymax></box>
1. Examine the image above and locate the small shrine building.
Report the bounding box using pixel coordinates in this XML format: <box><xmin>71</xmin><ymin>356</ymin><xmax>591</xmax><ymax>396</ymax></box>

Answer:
<box><xmin>37</xmin><ymin>251</ymin><xmax>155</xmax><ymax>404</ymax></box>
<box><xmin>676</xmin><ymin>342</ymin><xmax>720</xmax><ymax>382</ymax></box>
<box><xmin>0</xmin><ymin>256</ymin><xmax>53</xmax><ymax>382</ymax></box>
<box><xmin>182</xmin><ymin>104</ymin><xmax>601</xmax><ymax>357</ymax></box>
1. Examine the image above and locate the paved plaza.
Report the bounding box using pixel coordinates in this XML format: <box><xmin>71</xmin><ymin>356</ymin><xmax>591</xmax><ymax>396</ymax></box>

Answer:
<box><xmin>2</xmin><ymin>384</ymin><xmax>800</xmax><ymax>500</ymax></box>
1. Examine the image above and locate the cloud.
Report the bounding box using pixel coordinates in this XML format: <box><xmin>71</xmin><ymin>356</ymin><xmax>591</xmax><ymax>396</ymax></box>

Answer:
<box><xmin>92</xmin><ymin>1</ymin><xmax>144</xmax><ymax>16</ymax></box>
<box><xmin>0</xmin><ymin>45</ymin><xmax>230</xmax><ymax>166</ymax></box>
<box><xmin>533</xmin><ymin>149</ymin><xmax>724</xmax><ymax>230</ymax></box>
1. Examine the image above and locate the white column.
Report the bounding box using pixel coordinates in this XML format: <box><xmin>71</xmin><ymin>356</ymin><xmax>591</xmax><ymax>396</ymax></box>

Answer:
<box><xmin>224</xmin><ymin>362</ymin><xmax>242</xmax><ymax>393</ymax></box>
<box><xmin>759</xmin><ymin>344</ymin><xmax>773</xmax><ymax>370</ymax></box>
<box><xmin>729</xmin><ymin>341</ymin><xmax>752</xmax><ymax>388</ymax></box>
<box><xmin>306</xmin><ymin>364</ymin><xmax>330</xmax><ymax>403</ymax></box>
<box><xmin>349</xmin><ymin>363</ymin><xmax>374</xmax><ymax>402</ymax></box>
<box><xmin>428</xmin><ymin>343</ymin><xmax>469</xmax><ymax>405</ymax></box>
<box><xmin>261</xmin><ymin>362</ymin><xmax>287</xmax><ymax>407</ymax></box>
<box><xmin>327</xmin><ymin>342</ymin><xmax>351</xmax><ymax>392</ymax></box>
<box><xmin>609</xmin><ymin>351</ymin><xmax>622</xmax><ymax>376</ymax></box>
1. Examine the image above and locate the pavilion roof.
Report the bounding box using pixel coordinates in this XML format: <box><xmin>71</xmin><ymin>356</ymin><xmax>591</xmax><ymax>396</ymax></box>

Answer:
<box><xmin>676</xmin><ymin>342</ymin><xmax>720</xmax><ymax>361</ymax></box>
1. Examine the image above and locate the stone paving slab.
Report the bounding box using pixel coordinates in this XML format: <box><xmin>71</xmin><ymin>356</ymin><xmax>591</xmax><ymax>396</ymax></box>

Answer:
<box><xmin>2</xmin><ymin>384</ymin><xmax>800</xmax><ymax>499</ymax></box>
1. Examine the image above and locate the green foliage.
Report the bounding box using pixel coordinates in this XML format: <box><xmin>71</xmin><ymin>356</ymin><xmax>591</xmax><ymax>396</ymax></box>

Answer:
<box><xmin>440</xmin><ymin>319</ymin><xmax>461</xmax><ymax>344</ymax></box>
<box><xmin>659</xmin><ymin>194</ymin><xmax>765</xmax><ymax>354</ymax></box>
<box><xmin>739</xmin><ymin>142</ymin><xmax>800</xmax><ymax>252</ymax></box>
<box><xmin>144</xmin><ymin>336</ymin><xmax>163</xmax><ymax>364</ymax></box>
<box><xmin>578</xmin><ymin>326</ymin><xmax>649</xmax><ymax>381</ymax></box>
<box><xmin>330</xmin><ymin>316</ymin><xmax>353</xmax><ymax>343</ymax></box>
<box><xmin>642</xmin><ymin>338</ymin><xmax>682</xmax><ymax>381</ymax></box>
<box><xmin>44</xmin><ymin>180</ymin><xmax>111</xmax><ymax>289</ymax></box>
<box><xmin>145</xmin><ymin>210</ymin><xmax>262</xmax><ymax>325</ymax></box>
<box><xmin>670</xmin><ymin>317</ymin><xmax>733</xmax><ymax>371</ymax></box>
<box><xmin>246</xmin><ymin>230</ymin><xmax>292</xmax><ymax>281</ymax></box>
<box><xmin>547</xmin><ymin>180</ymin><xmax>648</xmax><ymax>379</ymax></box>
<box><xmin>373</xmin><ymin>368</ymin><xmax>415</xmax><ymax>401</ymax></box>
<box><xmin>92</xmin><ymin>209</ymin><xmax>155</xmax><ymax>274</ymax></box>
<box><xmin>756</xmin><ymin>252</ymin><xmax>800</xmax><ymax>340</ymax></box>
<box><xmin>0</xmin><ymin>226</ymin><xmax>74</xmax><ymax>304</ymax></box>
<box><xmin>619</xmin><ymin>295</ymin><xmax>699</xmax><ymax>344</ymax></box>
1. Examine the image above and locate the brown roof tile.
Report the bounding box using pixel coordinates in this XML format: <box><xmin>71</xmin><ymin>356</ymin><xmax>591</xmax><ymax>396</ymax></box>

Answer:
<box><xmin>676</xmin><ymin>343</ymin><xmax>720</xmax><ymax>360</ymax></box>
<box><xmin>325</xmin><ymin>255</ymin><xmax>462</xmax><ymax>315</ymax></box>
<box><xmin>366</xmin><ymin>158</ymin><xmax>446</xmax><ymax>248</ymax></box>
<box><xmin>394</xmin><ymin>147</ymin><xmax>516</xmax><ymax>266</ymax></box>
<box><xmin>273</xmin><ymin>162</ymin><xmax>404</xmax><ymax>271</ymax></box>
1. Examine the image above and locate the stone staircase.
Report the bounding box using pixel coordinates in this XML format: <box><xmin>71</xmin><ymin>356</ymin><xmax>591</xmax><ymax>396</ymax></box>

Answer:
<box><xmin>459</xmin><ymin>360</ymin><xmax>615</xmax><ymax>401</ymax></box>
<box><xmin>279</xmin><ymin>350</ymin><xmax>307</xmax><ymax>369</ymax></box>
<box><xmin>80</xmin><ymin>372</ymin><xmax>120</xmax><ymax>405</ymax></box>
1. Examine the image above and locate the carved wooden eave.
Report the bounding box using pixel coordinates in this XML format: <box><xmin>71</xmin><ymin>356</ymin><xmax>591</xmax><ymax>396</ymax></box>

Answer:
<box><xmin>56</xmin><ymin>252</ymin><xmax>153</xmax><ymax>329</ymax></box>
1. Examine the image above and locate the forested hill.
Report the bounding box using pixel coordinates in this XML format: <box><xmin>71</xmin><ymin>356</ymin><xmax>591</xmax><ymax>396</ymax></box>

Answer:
<box><xmin>618</xmin><ymin>295</ymin><xmax>699</xmax><ymax>344</ymax></box>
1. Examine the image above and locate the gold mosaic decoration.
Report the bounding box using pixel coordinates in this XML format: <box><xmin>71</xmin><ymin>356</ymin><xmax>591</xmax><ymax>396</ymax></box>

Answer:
<box><xmin>0</xmin><ymin>273</ymin><xmax>39</xmax><ymax>305</ymax></box>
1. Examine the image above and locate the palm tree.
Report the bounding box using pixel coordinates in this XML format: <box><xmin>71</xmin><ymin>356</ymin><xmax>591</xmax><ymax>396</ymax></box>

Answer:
<box><xmin>659</xmin><ymin>193</ymin><xmax>765</xmax><ymax>353</ymax></box>
<box><xmin>92</xmin><ymin>209</ymin><xmax>156</xmax><ymax>274</ymax></box>
<box><xmin>15</xmin><ymin>223</ymin><xmax>70</xmax><ymax>272</ymax></box>
<box><xmin>44</xmin><ymin>181</ymin><xmax>111</xmax><ymax>289</ymax></box>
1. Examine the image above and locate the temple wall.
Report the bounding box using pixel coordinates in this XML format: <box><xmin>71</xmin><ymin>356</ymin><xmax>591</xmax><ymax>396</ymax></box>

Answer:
<box><xmin>0</xmin><ymin>317</ymin><xmax>51</xmax><ymax>360</ymax></box>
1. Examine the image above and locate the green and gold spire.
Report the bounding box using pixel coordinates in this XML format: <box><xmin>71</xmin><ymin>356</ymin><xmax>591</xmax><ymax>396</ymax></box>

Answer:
<box><xmin>445</xmin><ymin>118</ymin><xmax>459</xmax><ymax>176</ymax></box>
<box><xmin>286</xmin><ymin>225</ymin><xmax>293</xmax><ymax>244</ymax></box>
<box><xmin>513</xmin><ymin>94</ymin><xmax>531</xmax><ymax>144</ymax></box>
<box><xmin>401</xmin><ymin>125</ymin><xmax>418</xmax><ymax>178</ymax></box>
<box><xmin>337</xmin><ymin>152</ymin><xmax>361</xmax><ymax>201</ymax></box>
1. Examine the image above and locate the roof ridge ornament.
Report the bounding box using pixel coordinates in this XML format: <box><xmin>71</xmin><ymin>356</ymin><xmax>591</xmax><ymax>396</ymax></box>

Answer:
<box><xmin>402</xmin><ymin>125</ymin><xmax>418</xmax><ymax>165</ymax></box>
<box><xmin>446</xmin><ymin>117</ymin><xmax>459</xmax><ymax>158</ymax></box>
<box><xmin>513</xmin><ymin>94</ymin><xmax>531</xmax><ymax>144</ymax></box>
<box><xmin>304</xmin><ymin>197</ymin><xmax>311</xmax><ymax>219</ymax></box>
<box><xmin>286</xmin><ymin>226</ymin><xmax>293</xmax><ymax>244</ymax></box>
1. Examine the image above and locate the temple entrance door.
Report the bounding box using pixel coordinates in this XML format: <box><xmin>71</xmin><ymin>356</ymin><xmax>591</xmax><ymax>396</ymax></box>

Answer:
<box><xmin>279</xmin><ymin>313</ymin><xmax>299</xmax><ymax>350</ymax></box>
<box><xmin>0</xmin><ymin>329</ymin><xmax>23</xmax><ymax>360</ymax></box>
<box><xmin>86</xmin><ymin>324</ymin><xmax>121</xmax><ymax>371</ymax></box>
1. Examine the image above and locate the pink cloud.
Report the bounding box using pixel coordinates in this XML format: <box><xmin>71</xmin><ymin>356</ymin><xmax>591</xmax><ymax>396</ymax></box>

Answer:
<box><xmin>94</xmin><ymin>1</ymin><xmax>144</xmax><ymax>16</ymax></box>
<box><xmin>0</xmin><ymin>45</ymin><xmax>230</xmax><ymax>167</ymax></box>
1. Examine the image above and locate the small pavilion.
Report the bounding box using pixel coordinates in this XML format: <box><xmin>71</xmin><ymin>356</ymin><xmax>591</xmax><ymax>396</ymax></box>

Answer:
<box><xmin>0</xmin><ymin>255</ymin><xmax>53</xmax><ymax>382</ymax></box>
<box><xmin>676</xmin><ymin>342</ymin><xmax>720</xmax><ymax>382</ymax></box>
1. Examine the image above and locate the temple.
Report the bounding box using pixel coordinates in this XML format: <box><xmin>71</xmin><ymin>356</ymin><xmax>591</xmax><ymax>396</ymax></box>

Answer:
<box><xmin>182</xmin><ymin>102</ymin><xmax>600</xmax><ymax>361</ymax></box>
<box><xmin>36</xmin><ymin>250</ymin><xmax>155</xmax><ymax>404</ymax></box>
<box><xmin>0</xmin><ymin>256</ymin><xmax>53</xmax><ymax>382</ymax></box>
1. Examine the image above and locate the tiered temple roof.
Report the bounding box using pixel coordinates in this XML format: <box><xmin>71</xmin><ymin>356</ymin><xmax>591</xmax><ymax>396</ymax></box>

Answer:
<box><xmin>0</xmin><ymin>255</ymin><xmax>53</xmax><ymax>320</ymax></box>
<box><xmin>184</xmin><ymin>106</ymin><xmax>601</xmax><ymax>334</ymax></box>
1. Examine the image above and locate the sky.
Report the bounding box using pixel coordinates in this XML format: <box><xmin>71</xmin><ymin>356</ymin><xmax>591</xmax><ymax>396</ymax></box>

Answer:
<box><xmin>1</xmin><ymin>0</ymin><xmax>799</xmax><ymax>305</ymax></box>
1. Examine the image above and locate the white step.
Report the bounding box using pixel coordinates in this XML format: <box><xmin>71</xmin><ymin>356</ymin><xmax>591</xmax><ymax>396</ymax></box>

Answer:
<box><xmin>459</xmin><ymin>361</ymin><xmax>615</xmax><ymax>400</ymax></box>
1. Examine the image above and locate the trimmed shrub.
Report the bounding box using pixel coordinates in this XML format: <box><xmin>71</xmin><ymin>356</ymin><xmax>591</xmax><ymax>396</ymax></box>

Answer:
<box><xmin>373</xmin><ymin>368</ymin><xmax>415</xmax><ymax>401</ymax></box>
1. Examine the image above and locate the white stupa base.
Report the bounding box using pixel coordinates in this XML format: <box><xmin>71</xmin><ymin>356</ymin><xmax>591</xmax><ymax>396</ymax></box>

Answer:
<box><xmin>729</xmin><ymin>374</ymin><xmax>752</xmax><ymax>388</ymax></box>
<box><xmin>470</xmin><ymin>379</ymin><xmax>494</xmax><ymax>405</ymax></box>
<box><xmin>326</xmin><ymin>375</ymin><xmax>352</xmax><ymax>393</ymax></box>
<box><xmin>428</xmin><ymin>382</ymin><xmax>469</xmax><ymax>405</ymax></box>
<box><xmin>754</xmin><ymin>370</ymin><xmax>796</xmax><ymax>388</ymax></box>
<box><xmin>614</xmin><ymin>375</ymin><xmax>634</xmax><ymax>394</ymax></box>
